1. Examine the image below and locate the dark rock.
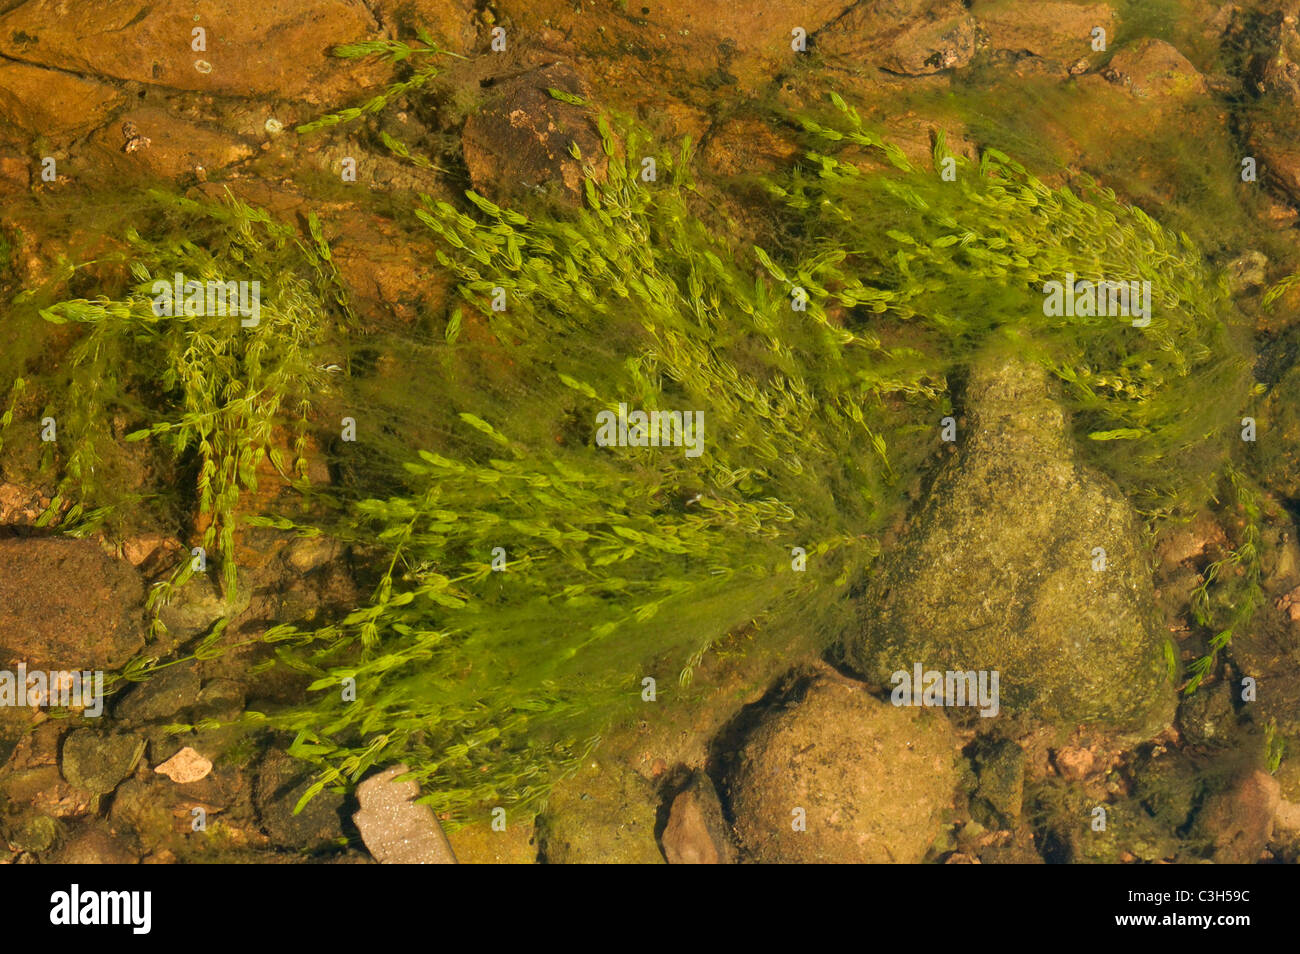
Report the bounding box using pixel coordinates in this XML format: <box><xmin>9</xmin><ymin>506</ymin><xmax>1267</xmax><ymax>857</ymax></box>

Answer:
<box><xmin>1177</xmin><ymin>680</ymin><xmax>1237</xmax><ymax>745</ymax></box>
<box><xmin>461</xmin><ymin>63</ymin><xmax>607</xmax><ymax>206</ymax></box>
<box><xmin>193</xmin><ymin>678</ymin><xmax>246</xmax><ymax>722</ymax></box>
<box><xmin>972</xmin><ymin>738</ymin><xmax>1026</xmax><ymax>826</ymax></box>
<box><xmin>1134</xmin><ymin>749</ymin><xmax>1203</xmax><ymax>831</ymax></box>
<box><xmin>114</xmin><ymin>662</ymin><xmax>202</xmax><ymax>724</ymax></box>
<box><xmin>60</xmin><ymin>729</ymin><xmax>146</xmax><ymax>796</ymax></box>
<box><xmin>1195</xmin><ymin>769</ymin><xmax>1280</xmax><ymax>863</ymax></box>
<box><xmin>255</xmin><ymin>749</ymin><xmax>345</xmax><ymax>851</ymax></box>
<box><xmin>155</xmin><ymin>576</ymin><xmax>237</xmax><ymax>643</ymax></box>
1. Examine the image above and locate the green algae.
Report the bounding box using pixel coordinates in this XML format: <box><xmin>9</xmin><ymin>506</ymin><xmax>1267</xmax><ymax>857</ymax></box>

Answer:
<box><xmin>1</xmin><ymin>48</ymin><xmax>1269</xmax><ymax>821</ymax></box>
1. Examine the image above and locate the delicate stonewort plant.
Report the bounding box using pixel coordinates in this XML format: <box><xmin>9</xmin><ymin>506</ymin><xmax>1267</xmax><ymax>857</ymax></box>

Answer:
<box><xmin>0</xmin><ymin>191</ymin><xmax>351</xmax><ymax>626</ymax></box>
<box><xmin>3</xmin><ymin>35</ymin><xmax>1288</xmax><ymax>825</ymax></box>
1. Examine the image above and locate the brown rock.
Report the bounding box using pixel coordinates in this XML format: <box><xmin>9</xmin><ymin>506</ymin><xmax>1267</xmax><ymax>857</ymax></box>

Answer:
<box><xmin>1054</xmin><ymin>746</ymin><xmax>1096</xmax><ymax>781</ymax></box>
<box><xmin>444</xmin><ymin>815</ymin><xmax>538</xmax><ymax>864</ymax></box>
<box><xmin>368</xmin><ymin>0</ymin><xmax>479</xmax><ymax>56</ymax></box>
<box><xmin>728</xmin><ymin>668</ymin><xmax>958</xmax><ymax>864</ymax></box>
<box><xmin>662</xmin><ymin>774</ymin><xmax>736</xmax><ymax>864</ymax></box>
<box><xmin>52</xmin><ymin>825</ymin><xmax>141</xmax><ymax>864</ymax></box>
<box><xmin>461</xmin><ymin>63</ymin><xmax>607</xmax><ymax>206</ymax></box>
<box><xmin>605</xmin><ymin>0</ymin><xmax>850</xmax><ymax>91</ymax></box>
<box><xmin>0</xmin><ymin>61</ymin><xmax>124</xmax><ymax>140</ymax></box>
<box><xmin>0</xmin><ymin>0</ymin><xmax>388</xmax><ymax>102</ymax></box>
<box><xmin>89</xmin><ymin>109</ymin><xmax>254</xmax><ymax>181</ymax></box>
<box><xmin>0</xmin><ymin>482</ymin><xmax>46</xmax><ymax>525</ymax></box>
<box><xmin>1250</xmin><ymin>117</ymin><xmax>1300</xmax><ymax>206</ymax></box>
<box><xmin>700</xmin><ymin>116</ymin><xmax>801</xmax><ymax>179</ymax></box>
<box><xmin>1101</xmin><ymin>38</ymin><xmax>1208</xmax><ymax>100</ymax></box>
<box><xmin>537</xmin><ymin>758</ymin><xmax>665</xmax><ymax>864</ymax></box>
<box><xmin>1197</xmin><ymin>769</ymin><xmax>1280</xmax><ymax>864</ymax></box>
<box><xmin>972</xmin><ymin>0</ymin><xmax>1115</xmax><ymax>65</ymax></box>
<box><xmin>820</xmin><ymin>1</ymin><xmax>977</xmax><ymax>75</ymax></box>
<box><xmin>0</xmin><ymin>538</ymin><xmax>145</xmax><ymax>671</ymax></box>
<box><xmin>353</xmin><ymin>763</ymin><xmax>457</xmax><ymax>864</ymax></box>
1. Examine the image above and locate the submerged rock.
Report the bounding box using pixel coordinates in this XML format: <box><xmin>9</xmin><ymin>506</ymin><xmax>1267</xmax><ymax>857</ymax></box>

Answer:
<box><xmin>256</xmin><ymin>750</ymin><xmax>346</xmax><ymax>853</ymax></box>
<box><xmin>971</xmin><ymin>737</ymin><xmax>1026</xmax><ymax>826</ymax></box>
<box><xmin>60</xmin><ymin>729</ymin><xmax>146</xmax><ymax>796</ymax></box>
<box><xmin>154</xmin><ymin>747</ymin><xmax>213</xmax><ymax>785</ymax></box>
<box><xmin>1195</xmin><ymin>769</ymin><xmax>1279</xmax><ymax>864</ymax></box>
<box><xmin>727</xmin><ymin>668</ymin><xmax>957</xmax><ymax>863</ymax></box>
<box><xmin>353</xmin><ymin>764</ymin><xmax>456</xmax><ymax>864</ymax></box>
<box><xmin>662</xmin><ymin>773</ymin><xmax>736</xmax><ymax>864</ymax></box>
<box><xmin>114</xmin><ymin>662</ymin><xmax>201</xmax><ymax>724</ymax></box>
<box><xmin>0</xmin><ymin>0</ymin><xmax>387</xmax><ymax>102</ymax></box>
<box><xmin>461</xmin><ymin>63</ymin><xmax>607</xmax><ymax>207</ymax></box>
<box><xmin>537</xmin><ymin>758</ymin><xmax>664</xmax><ymax>864</ymax></box>
<box><xmin>841</xmin><ymin>349</ymin><xmax>1175</xmax><ymax>733</ymax></box>
<box><xmin>972</xmin><ymin>0</ymin><xmax>1115</xmax><ymax>69</ymax></box>
<box><xmin>0</xmin><ymin>538</ymin><xmax>145</xmax><ymax>671</ymax></box>
<box><xmin>819</xmin><ymin>1</ymin><xmax>977</xmax><ymax>75</ymax></box>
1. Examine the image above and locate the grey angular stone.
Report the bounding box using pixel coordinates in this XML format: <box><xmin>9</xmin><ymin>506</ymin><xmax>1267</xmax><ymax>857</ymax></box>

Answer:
<box><xmin>353</xmin><ymin>764</ymin><xmax>456</xmax><ymax>864</ymax></box>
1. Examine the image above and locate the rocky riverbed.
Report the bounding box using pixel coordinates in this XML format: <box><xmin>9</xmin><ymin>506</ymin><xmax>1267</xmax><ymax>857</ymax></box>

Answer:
<box><xmin>2</xmin><ymin>0</ymin><xmax>1300</xmax><ymax>864</ymax></box>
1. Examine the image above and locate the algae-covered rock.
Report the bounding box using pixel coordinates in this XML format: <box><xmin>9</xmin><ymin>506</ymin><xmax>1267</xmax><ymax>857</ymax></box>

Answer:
<box><xmin>971</xmin><ymin>737</ymin><xmax>1026</xmax><ymax>826</ymax></box>
<box><xmin>60</xmin><ymin>729</ymin><xmax>146</xmax><ymax>796</ymax></box>
<box><xmin>727</xmin><ymin>668</ymin><xmax>957</xmax><ymax>864</ymax></box>
<box><xmin>1256</xmin><ymin>362</ymin><xmax>1300</xmax><ymax>501</ymax></box>
<box><xmin>841</xmin><ymin>350</ymin><xmax>1174</xmax><ymax>733</ymax></box>
<box><xmin>537</xmin><ymin>758</ymin><xmax>664</xmax><ymax>864</ymax></box>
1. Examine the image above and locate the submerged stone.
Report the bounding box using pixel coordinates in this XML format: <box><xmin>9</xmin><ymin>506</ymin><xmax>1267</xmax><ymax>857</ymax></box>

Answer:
<box><xmin>727</xmin><ymin>667</ymin><xmax>957</xmax><ymax>864</ymax></box>
<box><xmin>840</xmin><ymin>348</ymin><xmax>1175</xmax><ymax>734</ymax></box>
<box><xmin>353</xmin><ymin>764</ymin><xmax>457</xmax><ymax>864</ymax></box>
<box><xmin>537</xmin><ymin>758</ymin><xmax>664</xmax><ymax>864</ymax></box>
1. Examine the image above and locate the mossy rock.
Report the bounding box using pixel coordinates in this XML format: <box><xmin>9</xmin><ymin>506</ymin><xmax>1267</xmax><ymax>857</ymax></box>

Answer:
<box><xmin>536</xmin><ymin>759</ymin><xmax>664</xmax><ymax>864</ymax></box>
<box><xmin>60</xmin><ymin>729</ymin><xmax>145</xmax><ymax>796</ymax></box>
<box><xmin>972</xmin><ymin>737</ymin><xmax>1026</xmax><ymax>827</ymax></box>
<box><xmin>1072</xmin><ymin>800</ymin><xmax>1185</xmax><ymax>864</ymax></box>
<box><xmin>1256</xmin><ymin>361</ymin><xmax>1300</xmax><ymax>500</ymax></box>
<box><xmin>841</xmin><ymin>348</ymin><xmax>1175</xmax><ymax>734</ymax></box>
<box><xmin>727</xmin><ymin>668</ymin><xmax>957</xmax><ymax>864</ymax></box>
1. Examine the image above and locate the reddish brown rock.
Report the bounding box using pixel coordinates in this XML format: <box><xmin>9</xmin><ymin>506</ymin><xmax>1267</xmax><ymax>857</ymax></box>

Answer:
<box><xmin>0</xmin><ymin>60</ymin><xmax>124</xmax><ymax>140</ymax></box>
<box><xmin>662</xmin><ymin>774</ymin><xmax>736</xmax><ymax>864</ymax></box>
<box><xmin>461</xmin><ymin>63</ymin><xmax>606</xmax><ymax>206</ymax></box>
<box><xmin>0</xmin><ymin>0</ymin><xmax>388</xmax><ymax>103</ymax></box>
<box><xmin>0</xmin><ymin>538</ymin><xmax>146</xmax><ymax>671</ymax></box>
